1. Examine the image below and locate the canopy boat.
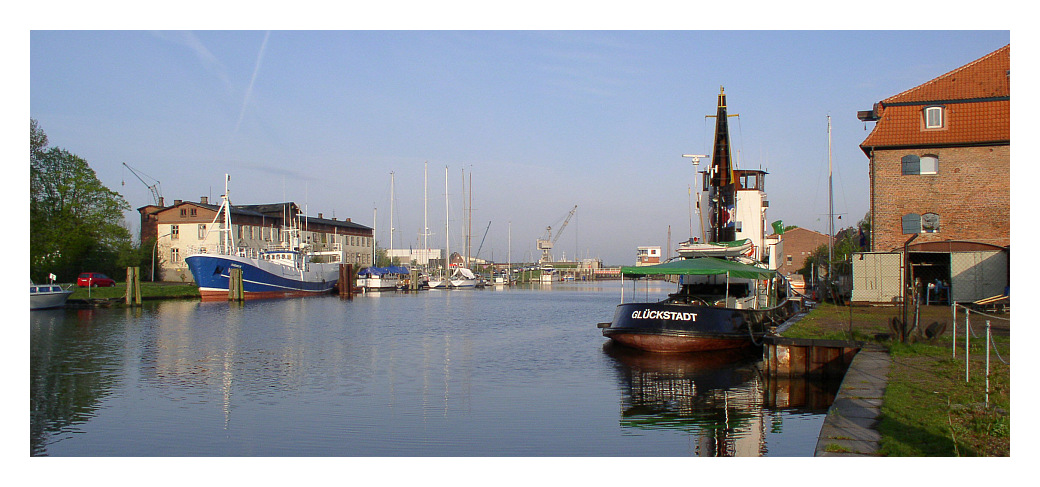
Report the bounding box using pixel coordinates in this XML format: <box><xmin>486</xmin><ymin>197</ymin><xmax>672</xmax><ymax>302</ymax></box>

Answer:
<box><xmin>358</xmin><ymin>266</ymin><xmax>409</xmax><ymax>291</ymax></box>
<box><xmin>185</xmin><ymin>175</ymin><xmax>339</xmax><ymax>300</ymax></box>
<box><xmin>30</xmin><ymin>279</ymin><xmax>73</xmax><ymax>310</ymax></box>
<box><xmin>599</xmin><ymin>87</ymin><xmax>797</xmax><ymax>352</ymax></box>
<box><xmin>600</xmin><ymin>258</ymin><xmax>798</xmax><ymax>352</ymax></box>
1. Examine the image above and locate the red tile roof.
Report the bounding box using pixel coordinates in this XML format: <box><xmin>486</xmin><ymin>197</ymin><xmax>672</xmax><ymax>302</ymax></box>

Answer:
<box><xmin>861</xmin><ymin>45</ymin><xmax>1009</xmax><ymax>151</ymax></box>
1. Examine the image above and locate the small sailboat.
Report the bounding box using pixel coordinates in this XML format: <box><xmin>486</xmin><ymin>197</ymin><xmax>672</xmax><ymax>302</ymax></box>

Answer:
<box><xmin>448</xmin><ymin>267</ymin><xmax>478</xmax><ymax>288</ymax></box>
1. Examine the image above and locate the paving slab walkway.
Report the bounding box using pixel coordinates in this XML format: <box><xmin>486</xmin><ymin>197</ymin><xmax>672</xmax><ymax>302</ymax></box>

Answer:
<box><xmin>815</xmin><ymin>347</ymin><xmax>890</xmax><ymax>456</ymax></box>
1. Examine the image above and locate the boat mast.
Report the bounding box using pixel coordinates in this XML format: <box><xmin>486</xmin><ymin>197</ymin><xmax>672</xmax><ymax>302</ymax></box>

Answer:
<box><xmin>708</xmin><ymin>86</ymin><xmax>737</xmax><ymax>243</ymax></box>
<box><xmin>468</xmin><ymin>170</ymin><xmax>473</xmax><ymax>270</ymax></box>
<box><xmin>422</xmin><ymin>162</ymin><xmax>428</xmax><ymax>271</ymax></box>
<box><xmin>445</xmin><ymin>165</ymin><xmax>450</xmax><ymax>274</ymax></box>
<box><xmin>222</xmin><ymin>174</ymin><xmax>233</xmax><ymax>255</ymax></box>
<box><xmin>827</xmin><ymin>115</ymin><xmax>834</xmax><ymax>286</ymax></box>
<box><xmin>389</xmin><ymin>171</ymin><xmax>395</xmax><ymax>260</ymax></box>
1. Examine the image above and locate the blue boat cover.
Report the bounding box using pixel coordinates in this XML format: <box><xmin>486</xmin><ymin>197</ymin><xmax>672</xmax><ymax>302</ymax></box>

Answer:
<box><xmin>358</xmin><ymin>266</ymin><xmax>412</xmax><ymax>277</ymax></box>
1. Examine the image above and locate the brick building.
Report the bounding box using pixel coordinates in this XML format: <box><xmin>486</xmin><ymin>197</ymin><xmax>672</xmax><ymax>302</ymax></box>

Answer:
<box><xmin>139</xmin><ymin>198</ymin><xmax>373</xmax><ymax>282</ymax></box>
<box><xmin>859</xmin><ymin>44</ymin><xmax>1009</xmax><ymax>251</ymax></box>
<box><xmin>774</xmin><ymin>227</ymin><xmax>833</xmax><ymax>277</ymax></box>
<box><xmin>852</xmin><ymin>45</ymin><xmax>1009</xmax><ymax>303</ymax></box>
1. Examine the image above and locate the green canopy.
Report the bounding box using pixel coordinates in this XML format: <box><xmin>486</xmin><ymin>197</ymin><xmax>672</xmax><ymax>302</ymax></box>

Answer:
<box><xmin>620</xmin><ymin>257</ymin><xmax>775</xmax><ymax>280</ymax></box>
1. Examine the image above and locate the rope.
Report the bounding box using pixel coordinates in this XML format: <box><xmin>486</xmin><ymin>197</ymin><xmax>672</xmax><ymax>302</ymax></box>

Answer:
<box><xmin>990</xmin><ymin>337</ymin><xmax>1009</xmax><ymax>366</ymax></box>
<box><xmin>957</xmin><ymin>304</ymin><xmax>1010</xmax><ymax>365</ymax></box>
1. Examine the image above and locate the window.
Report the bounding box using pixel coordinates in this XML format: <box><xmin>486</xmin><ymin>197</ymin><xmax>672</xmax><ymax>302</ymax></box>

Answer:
<box><xmin>190</xmin><ymin>208</ymin><xmax>197</xmax><ymax>217</ymax></box>
<box><xmin>902</xmin><ymin>213</ymin><xmax>940</xmax><ymax>234</ymax></box>
<box><xmin>925</xmin><ymin>106</ymin><xmax>944</xmax><ymax>129</ymax></box>
<box><xmin>171</xmin><ymin>248</ymin><xmax>180</xmax><ymax>263</ymax></box>
<box><xmin>198</xmin><ymin>224</ymin><xmax>207</xmax><ymax>239</ymax></box>
<box><xmin>921</xmin><ymin>213</ymin><xmax>940</xmax><ymax>233</ymax></box>
<box><xmin>902</xmin><ymin>154</ymin><xmax>938</xmax><ymax>175</ymax></box>
<box><xmin>170</xmin><ymin>224</ymin><xmax>179</xmax><ymax>240</ymax></box>
<box><xmin>901</xmin><ymin>155</ymin><xmax>920</xmax><ymax>175</ymax></box>
<box><xmin>179</xmin><ymin>208</ymin><xmax>187</xmax><ymax>217</ymax></box>
<box><xmin>920</xmin><ymin>155</ymin><xmax>938</xmax><ymax>175</ymax></box>
<box><xmin>902</xmin><ymin>213</ymin><xmax>922</xmax><ymax>234</ymax></box>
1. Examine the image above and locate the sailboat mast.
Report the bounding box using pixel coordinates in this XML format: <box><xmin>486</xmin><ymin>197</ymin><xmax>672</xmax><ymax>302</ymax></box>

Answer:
<box><xmin>389</xmin><ymin>171</ymin><xmax>395</xmax><ymax>259</ymax></box>
<box><xmin>468</xmin><ymin>171</ymin><xmax>473</xmax><ymax>270</ymax></box>
<box><xmin>445</xmin><ymin>166</ymin><xmax>450</xmax><ymax>273</ymax></box>
<box><xmin>827</xmin><ymin>115</ymin><xmax>834</xmax><ymax>285</ymax></box>
<box><xmin>424</xmin><ymin>161</ymin><xmax>428</xmax><ymax>270</ymax></box>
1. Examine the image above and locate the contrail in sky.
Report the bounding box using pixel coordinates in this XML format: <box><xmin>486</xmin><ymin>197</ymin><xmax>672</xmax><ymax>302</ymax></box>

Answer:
<box><xmin>235</xmin><ymin>31</ymin><xmax>270</xmax><ymax>135</ymax></box>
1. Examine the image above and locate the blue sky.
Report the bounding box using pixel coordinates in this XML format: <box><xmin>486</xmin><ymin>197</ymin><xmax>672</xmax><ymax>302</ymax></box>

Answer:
<box><xmin>28</xmin><ymin>29</ymin><xmax>1011</xmax><ymax>265</ymax></box>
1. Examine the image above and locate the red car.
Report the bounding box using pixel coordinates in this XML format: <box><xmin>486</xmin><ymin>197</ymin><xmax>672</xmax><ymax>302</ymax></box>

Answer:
<box><xmin>77</xmin><ymin>272</ymin><xmax>116</xmax><ymax>287</ymax></box>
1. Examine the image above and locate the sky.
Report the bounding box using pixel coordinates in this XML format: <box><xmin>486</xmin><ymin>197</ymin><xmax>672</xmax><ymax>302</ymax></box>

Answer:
<box><xmin>26</xmin><ymin>26</ymin><xmax>1013</xmax><ymax>266</ymax></box>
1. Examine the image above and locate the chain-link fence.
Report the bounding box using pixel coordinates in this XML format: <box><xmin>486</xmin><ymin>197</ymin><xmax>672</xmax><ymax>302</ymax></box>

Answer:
<box><xmin>851</xmin><ymin>250</ymin><xmax>1008</xmax><ymax>306</ymax></box>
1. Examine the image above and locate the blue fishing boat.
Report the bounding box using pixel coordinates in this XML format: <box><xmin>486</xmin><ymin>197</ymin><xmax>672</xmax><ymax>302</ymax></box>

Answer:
<box><xmin>185</xmin><ymin>175</ymin><xmax>339</xmax><ymax>300</ymax></box>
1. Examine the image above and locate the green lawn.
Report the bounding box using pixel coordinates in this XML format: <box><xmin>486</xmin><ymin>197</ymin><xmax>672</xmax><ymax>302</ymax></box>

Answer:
<box><xmin>785</xmin><ymin>303</ymin><xmax>1010</xmax><ymax>456</ymax></box>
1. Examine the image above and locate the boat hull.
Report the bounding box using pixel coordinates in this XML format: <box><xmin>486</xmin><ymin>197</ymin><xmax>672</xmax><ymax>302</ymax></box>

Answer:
<box><xmin>186</xmin><ymin>254</ymin><xmax>338</xmax><ymax>301</ymax></box>
<box><xmin>30</xmin><ymin>287</ymin><xmax>74</xmax><ymax>310</ymax></box>
<box><xmin>601</xmin><ymin>301</ymin><xmax>797</xmax><ymax>353</ymax></box>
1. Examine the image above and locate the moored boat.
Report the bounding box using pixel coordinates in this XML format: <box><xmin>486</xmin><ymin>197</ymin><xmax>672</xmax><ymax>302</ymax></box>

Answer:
<box><xmin>184</xmin><ymin>175</ymin><xmax>339</xmax><ymax>300</ymax></box>
<box><xmin>448</xmin><ymin>267</ymin><xmax>478</xmax><ymax>288</ymax></box>
<box><xmin>358</xmin><ymin>266</ymin><xmax>409</xmax><ymax>291</ymax></box>
<box><xmin>599</xmin><ymin>87</ymin><xmax>797</xmax><ymax>352</ymax></box>
<box><xmin>600</xmin><ymin>258</ymin><xmax>798</xmax><ymax>352</ymax></box>
<box><xmin>30</xmin><ymin>278</ymin><xmax>74</xmax><ymax>310</ymax></box>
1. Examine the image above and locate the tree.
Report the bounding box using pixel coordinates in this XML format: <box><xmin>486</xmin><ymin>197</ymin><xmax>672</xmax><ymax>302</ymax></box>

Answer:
<box><xmin>796</xmin><ymin>212</ymin><xmax>871</xmax><ymax>301</ymax></box>
<box><xmin>30</xmin><ymin>119</ymin><xmax>134</xmax><ymax>282</ymax></box>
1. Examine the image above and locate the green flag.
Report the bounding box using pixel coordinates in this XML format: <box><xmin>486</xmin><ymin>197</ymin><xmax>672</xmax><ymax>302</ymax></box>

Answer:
<box><xmin>771</xmin><ymin>220</ymin><xmax>785</xmax><ymax>235</ymax></box>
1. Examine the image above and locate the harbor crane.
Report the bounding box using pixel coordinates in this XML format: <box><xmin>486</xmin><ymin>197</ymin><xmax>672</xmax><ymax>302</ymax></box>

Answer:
<box><xmin>121</xmin><ymin>162</ymin><xmax>164</xmax><ymax>206</ymax></box>
<box><xmin>537</xmin><ymin>205</ymin><xmax>577</xmax><ymax>263</ymax></box>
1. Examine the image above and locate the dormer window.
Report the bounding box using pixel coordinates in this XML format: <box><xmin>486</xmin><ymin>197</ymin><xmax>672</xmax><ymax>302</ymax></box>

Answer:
<box><xmin>924</xmin><ymin>106</ymin><xmax>944</xmax><ymax>129</ymax></box>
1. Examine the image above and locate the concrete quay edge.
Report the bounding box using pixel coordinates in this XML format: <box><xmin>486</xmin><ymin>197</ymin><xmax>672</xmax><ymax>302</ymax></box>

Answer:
<box><xmin>814</xmin><ymin>347</ymin><xmax>890</xmax><ymax>457</ymax></box>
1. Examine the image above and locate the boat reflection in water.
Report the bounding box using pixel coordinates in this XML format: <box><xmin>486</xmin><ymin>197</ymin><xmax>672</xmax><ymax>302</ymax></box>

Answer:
<box><xmin>603</xmin><ymin>343</ymin><xmax>840</xmax><ymax>456</ymax></box>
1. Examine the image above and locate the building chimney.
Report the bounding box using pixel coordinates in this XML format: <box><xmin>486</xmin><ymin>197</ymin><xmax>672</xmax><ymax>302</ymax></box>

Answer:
<box><xmin>318</xmin><ymin>213</ymin><xmax>323</xmax><ymax>219</ymax></box>
<box><xmin>200</xmin><ymin>196</ymin><xmax>209</xmax><ymax>205</ymax></box>
<box><xmin>174</xmin><ymin>199</ymin><xmax>183</xmax><ymax>206</ymax></box>
<box><xmin>346</xmin><ymin>218</ymin><xmax>351</xmax><ymax>222</ymax></box>
<box><xmin>158</xmin><ymin>197</ymin><xmax>165</xmax><ymax>207</ymax></box>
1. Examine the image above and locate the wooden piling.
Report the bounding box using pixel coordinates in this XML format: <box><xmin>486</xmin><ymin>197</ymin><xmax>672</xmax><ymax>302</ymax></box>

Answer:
<box><xmin>125</xmin><ymin>266</ymin><xmax>142</xmax><ymax>306</ymax></box>
<box><xmin>229</xmin><ymin>267</ymin><xmax>244</xmax><ymax>301</ymax></box>
<box><xmin>338</xmin><ymin>264</ymin><xmax>354</xmax><ymax>298</ymax></box>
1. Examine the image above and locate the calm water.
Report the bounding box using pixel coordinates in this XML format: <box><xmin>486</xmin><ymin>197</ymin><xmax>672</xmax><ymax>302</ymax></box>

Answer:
<box><xmin>30</xmin><ymin>281</ymin><xmax>836</xmax><ymax>456</ymax></box>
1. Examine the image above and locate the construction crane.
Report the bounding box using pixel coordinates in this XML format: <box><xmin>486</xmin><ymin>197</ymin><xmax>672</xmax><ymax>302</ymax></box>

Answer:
<box><xmin>537</xmin><ymin>205</ymin><xmax>577</xmax><ymax>263</ymax></box>
<box><xmin>121</xmin><ymin>162</ymin><xmax>164</xmax><ymax>206</ymax></box>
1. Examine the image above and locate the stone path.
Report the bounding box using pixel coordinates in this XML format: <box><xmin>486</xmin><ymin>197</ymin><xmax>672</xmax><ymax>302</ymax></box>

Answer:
<box><xmin>815</xmin><ymin>347</ymin><xmax>890</xmax><ymax>456</ymax></box>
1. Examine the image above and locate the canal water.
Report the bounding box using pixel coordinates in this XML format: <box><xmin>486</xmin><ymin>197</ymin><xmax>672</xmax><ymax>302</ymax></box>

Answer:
<box><xmin>30</xmin><ymin>280</ymin><xmax>838</xmax><ymax>457</ymax></box>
